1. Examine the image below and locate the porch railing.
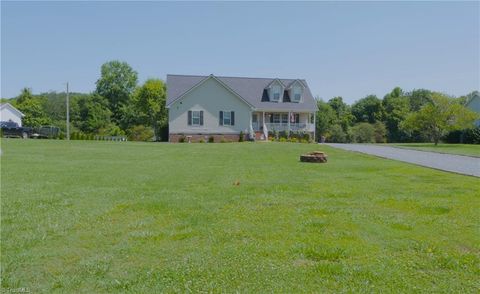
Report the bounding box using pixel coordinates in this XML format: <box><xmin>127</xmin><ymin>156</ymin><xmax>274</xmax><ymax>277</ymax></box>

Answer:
<box><xmin>261</xmin><ymin>123</ymin><xmax>313</xmax><ymax>132</ymax></box>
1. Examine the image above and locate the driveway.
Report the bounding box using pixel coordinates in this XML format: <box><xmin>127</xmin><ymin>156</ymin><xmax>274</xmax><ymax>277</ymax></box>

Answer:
<box><xmin>326</xmin><ymin>144</ymin><xmax>480</xmax><ymax>177</ymax></box>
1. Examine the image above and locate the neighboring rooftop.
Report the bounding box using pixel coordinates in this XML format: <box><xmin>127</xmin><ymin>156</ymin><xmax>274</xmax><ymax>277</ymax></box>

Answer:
<box><xmin>166</xmin><ymin>74</ymin><xmax>318</xmax><ymax>112</ymax></box>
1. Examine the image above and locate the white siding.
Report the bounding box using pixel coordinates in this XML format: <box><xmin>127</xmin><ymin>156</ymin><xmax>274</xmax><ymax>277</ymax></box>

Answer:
<box><xmin>169</xmin><ymin>77</ymin><xmax>252</xmax><ymax>134</ymax></box>
<box><xmin>0</xmin><ymin>106</ymin><xmax>23</xmax><ymax>126</ymax></box>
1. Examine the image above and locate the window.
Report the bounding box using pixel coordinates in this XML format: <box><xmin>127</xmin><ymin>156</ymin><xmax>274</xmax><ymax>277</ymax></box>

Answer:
<box><xmin>272</xmin><ymin>85</ymin><xmax>281</xmax><ymax>101</ymax></box>
<box><xmin>188</xmin><ymin>110</ymin><xmax>203</xmax><ymax>126</ymax></box>
<box><xmin>293</xmin><ymin>86</ymin><xmax>302</xmax><ymax>102</ymax></box>
<box><xmin>281</xmin><ymin>114</ymin><xmax>288</xmax><ymax>124</ymax></box>
<box><xmin>192</xmin><ymin>111</ymin><xmax>201</xmax><ymax>125</ymax></box>
<box><xmin>272</xmin><ymin>113</ymin><xmax>280</xmax><ymax>123</ymax></box>
<box><xmin>223</xmin><ymin>111</ymin><xmax>231</xmax><ymax>125</ymax></box>
<box><xmin>220</xmin><ymin>111</ymin><xmax>235</xmax><ymax>126</ymax></box>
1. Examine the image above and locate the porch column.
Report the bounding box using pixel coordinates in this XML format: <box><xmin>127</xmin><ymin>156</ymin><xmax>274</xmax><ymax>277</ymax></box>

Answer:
<box><xmin>313</xmin><ymin>112</ymin><xmax>316</xmax><ymax>142</ymax></box>
<box><xmin>249</xmin><ymin>111</ymin><xmax>254</xmax><ymax>140</ymax></box>
<box><xmin>263</xmin><ymin>111</ymin><xmax>267</xmax><ymax>141</ymax></box>
<box><xmin>288</xmin><ymin>111</ymin><xmax>291</xmax><ymax>137</ymax></box>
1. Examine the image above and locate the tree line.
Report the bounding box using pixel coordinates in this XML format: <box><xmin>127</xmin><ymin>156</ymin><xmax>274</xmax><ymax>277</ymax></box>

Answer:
<box><xmin>315</xmin><ymin>88</ymin><xmax>479</xmax><ymax>145</ymax></box>
<box><xmin>2</xmin><ymin>60</ymin><xmax>479</xmax><ymax>143</ymax></box>
<box><xmin>3</xmin><ymin>60</ymin><xmax>168</xmax><ymax>141</ymax></box>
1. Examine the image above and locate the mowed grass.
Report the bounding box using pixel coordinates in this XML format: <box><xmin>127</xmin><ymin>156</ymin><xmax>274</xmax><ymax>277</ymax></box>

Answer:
<box><xmin>1</xmin><ymin>140</ymin><xmax>479</xmax><ymax>293</ymax></box>
<box><xmin>391</xmin><ymin>143</ymin><xmax>480</xmax><ymax>157</ymax></box>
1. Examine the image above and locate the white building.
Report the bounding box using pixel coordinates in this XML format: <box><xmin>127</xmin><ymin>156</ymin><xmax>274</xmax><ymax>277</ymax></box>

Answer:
<box><xmin>0</xmin><ymin>103</ymin><xmax>25</xmax><ymax>126</ymax></box>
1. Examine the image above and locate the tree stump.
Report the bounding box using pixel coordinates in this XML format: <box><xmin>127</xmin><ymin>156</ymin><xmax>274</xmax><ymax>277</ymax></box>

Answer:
<box><xmin>300</xmin><ymin>151</ymin><xmax>328</xmax><ymax>163</ymax></box>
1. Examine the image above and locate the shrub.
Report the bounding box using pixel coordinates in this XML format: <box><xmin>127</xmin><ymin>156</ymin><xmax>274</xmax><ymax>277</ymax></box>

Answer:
<box><xmin>127</xmin><ymin>125</ymin><xmax>154</xmax><ymax>142</ymax></box>
<box><xmin>351</xmin><ymin>123</ymin><xmax>376</xmax><ymax>143</ymax></box>
<box><xmin>239</xmin><ymin>131</ymin><xmax>244</xmax><ymax>142</ymax></box>
<box><xmin>300</xmin><ymin>139</ymin><xmax>309</xmax><ymax>144</ymax></box>
<box><xmin>303</xmin><ymin>132</ymin><xmax>310</xmax><ymax>142</ymax></box>
<box><xmin>199</xmin><ymin>138</ymin><xmax>205</xmax><ymax>143</ymax></box>
<box><xmin>220</xmin><ymin>136</ymin><xmax>227</xmax><ymax>143</ymax></box>
<box><xmin>289</xmin><ymin>137</ymin><xmax>298</xmax><ymax>143</ymax></box>
<box><xmin>279</xmin><ymin>131</ymin><xmax>288</xmax><ymax>139</ymax></box>
<box><xmin>328</xmin><ymin>125</ymin><xmax>348</xmax><ymax>143</ymax></box>
<box><xmin>178</xmin><ymin>135</ymin><xmax>186</xmax><ymax>143</ymax></box>
<box><xmin>58</xmin><ymin>132</ymin><xmax>65</xmax><ymax>140</ymax></box>
<box><xmin>373</xmin><ymin>121</ymin><xmax>387</xmax><ymax>143</ymax></box>
<box><xmin>208</xmin><ymin>136</ymin><xmax>215</xmax><ymax>143</ymax></box>
<box><xmin>279</xmin><ymin>137</ymin><xmax>287</xmax><ymax>142</ymax></box>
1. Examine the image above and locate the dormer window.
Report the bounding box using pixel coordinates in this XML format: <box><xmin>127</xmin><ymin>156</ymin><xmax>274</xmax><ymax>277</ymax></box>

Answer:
<box><xmin>293</xmin><ymin>85</ymin><xmax>302</xmax><ymax>102</ymax></box>
<box><xmin>272</xmin><ymin>85</ymin><xmax>281</xmax><ymax>101</ymax></box>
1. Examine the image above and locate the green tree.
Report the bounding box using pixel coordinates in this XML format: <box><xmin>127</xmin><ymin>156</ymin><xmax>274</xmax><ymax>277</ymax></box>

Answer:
<box><xmin>407</xmin><ymin>89</ymin><xmax>432</xmax><ymax>111</ymax></box>
<box><xmin>77</xmin><ymin>94</ymin><xmax>112</xmax><ymax>133</ymax></box>
<box><xmin>401</xmin><ymin>93</ymin><xmax>478</xmax><ymax>145</ymax></box>
<box><xmin>351</xmin><ymin>95</ymin><xmax>384</xmax><ymax>123</ymax></box>
<box><xmin>133</xmin><ymin>79</ymin><xmax>167</xmax><ymax>140</ymax></box>
<box><xmin>315</xmin><ymin>99</ymin><xmax>336</xmax><ymax>137</ymax></box>
<box><xmin>327</xmin><ymin>96</ymin><xmax>354</xmax><ymax>131</ymax></box>
<box><xmin>327</xmin><ymin>124</ymin><xmax>348</xmax><ymax>143</ymax></box>
<box><xmin>16</xmin><ymin>98</ymin><xmax>51</xmax><ymax>127</ymax></box>
<box><xmin>95</xmin><ymin>60</ymin><xmax>138</xmax><ymax>122</ymax></box>
<box><xmin>382</xmin><ymin>87</ymin><xmax>411</xmax><ymax>142</ymax></box>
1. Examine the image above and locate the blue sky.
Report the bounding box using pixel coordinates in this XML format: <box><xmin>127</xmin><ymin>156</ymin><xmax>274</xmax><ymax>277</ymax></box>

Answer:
<box><xmin>2</xmin><ymin>1</ymin><xmax>479</xmax><ymax>103</ymax></box>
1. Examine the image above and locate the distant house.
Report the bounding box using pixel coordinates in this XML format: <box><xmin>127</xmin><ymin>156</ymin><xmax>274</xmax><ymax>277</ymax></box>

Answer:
<box><xmin>166</xmin><ymin>74</ymin><xmax>318</xmax><ymax>142</ymax></box>
<box><xmin>0</xmin><ymin>103</ymin><xmax>24</xmax><ymax>126</ymax></box>
<box><xmin>465</xmin><ymin>91</ymin><xmax>480</xmax><ymax>127</ymax></box>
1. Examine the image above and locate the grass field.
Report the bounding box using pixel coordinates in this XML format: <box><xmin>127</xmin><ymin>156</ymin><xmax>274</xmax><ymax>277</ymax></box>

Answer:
<box><xmin>391</xmin><ymin>143</ymin><xmax>480</xmax><ymax>157</ymax></box>
<box><xmin>1</xmin><ymin>140</ymin><xmax>479</xmax><ymax>293</ymax></box>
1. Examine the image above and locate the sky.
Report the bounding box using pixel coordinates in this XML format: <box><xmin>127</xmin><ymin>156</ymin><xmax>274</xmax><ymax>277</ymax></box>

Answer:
<box><xmin>1</xmin><ymin>1</ymin><xmax>479</xmax><ymax>104</ymax></box>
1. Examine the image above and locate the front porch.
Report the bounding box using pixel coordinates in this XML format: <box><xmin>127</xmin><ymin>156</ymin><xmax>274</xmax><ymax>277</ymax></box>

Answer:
<box><xmin>251</xmin><ymin>111</ymin><xmax>316</xmax><ymax>139</ymax></box>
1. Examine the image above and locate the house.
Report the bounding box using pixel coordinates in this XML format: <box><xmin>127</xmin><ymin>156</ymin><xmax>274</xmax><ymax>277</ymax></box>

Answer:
<box><xmin>166</xmin><ymin>74</ymin><xmax>318</xmax><ymax>142</ymax></box>
<box><xmin>465</xmin><ymin>91</ymin><xmax>480</xmax><ymax>127</ymax></box>
<box><xmin>0</xmin><ymin>103</ymin><xmax>24</xmax><ymax>126</ymax></box>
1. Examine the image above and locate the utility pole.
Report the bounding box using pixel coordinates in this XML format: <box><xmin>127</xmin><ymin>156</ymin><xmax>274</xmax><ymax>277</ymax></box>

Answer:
<box><xmin>66</xmin><ymin>82</ymin><xmax>70</xmax><ymax>140</ymax></box>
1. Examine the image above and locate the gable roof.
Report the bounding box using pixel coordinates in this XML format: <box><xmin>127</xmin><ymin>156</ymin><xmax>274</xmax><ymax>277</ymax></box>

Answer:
<box><xmin>167</xmin><ymin>74</ymin><xmax>318</xmax><ymax>112</ymax></box>
<box><xmin>0</xmin><ymin>103</ymin><xmax>25</xmax><ymax>117</ymax></box>
<box><xmin>465</xmin><ymin>91</ymin><xmax>480</xmax><ymax>107</ymax></box>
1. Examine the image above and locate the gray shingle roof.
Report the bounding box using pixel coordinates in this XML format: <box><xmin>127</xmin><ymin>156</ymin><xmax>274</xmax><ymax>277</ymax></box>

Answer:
<box><xmin>166</xmin><ymin>74</ymin><xmax>318</xmax><ymax>112</ymax></box>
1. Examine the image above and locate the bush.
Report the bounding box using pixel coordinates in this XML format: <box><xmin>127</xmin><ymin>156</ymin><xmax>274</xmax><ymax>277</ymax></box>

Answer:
<box><xmin>239</xmin><ymin>131</ymin><xmax>244</xmax><ymax>142</ymax></box>
<box><xmin>220</xmin><ymin>136</ymin><xmax>227</xmax><ymax>143</ymax></box>
<box><xmin>373</xmin><ymin>121</ymin><xmax>387</xmax><ymax>143</ymax></box>
<box><xmin>351</xmin><ymin>123</ymin><xmax>376</xmax><ymax>143</ymax></box>
<box><xmin>279</xmin><ymin>137</ymin><xmax>287</xmax><ymax>142</ymax></box>
<box><xmin>127</xmin><ymin>125</ymin><xmax>154</xmax><ymax>141</ymax></box>
<box><xmin>208</xmin><ymin>136</ymin><xmax>215</xmax><ymax>143</ymax></box>
<box><xmin>58</xmin><ymin>132</ymin><xmax>65</xmax><ymax>140</ymax></box>
<box><xmin>178</xmin><ymin>136</ymin><xmax>185</xmax><ymax>143</ymax></box>
<box><xmin>199</xmin><ymin>138</ymin><xmax>205</xmax><ymax>143</ymax></box>
<box><xmin>289</xmin><ymin>137</ymin><xmax>298</xmax><ymax>143</ymax></box>
<box><xmin>300</xmin><ymin>139</ymin><xmax>309</xmax><ymax>143</ymax></box>
<box><xmin>279</xmin><ymin>131</ymin><xmax>288</xmax><ymax>139</ymax></box>
<box><xmin>328</xmin><ymin>124</ymin><xmax>348</xmax><ymax>143</ymax></box>
<box><xmin>303</xmin><ymin>132</ymin><xmax>310</xmax><ymax>142</ymax></box>
<box><xmin>444</xmin><ymin>127</ymin><xmax>480</xmax><ymax>144</ymax></box>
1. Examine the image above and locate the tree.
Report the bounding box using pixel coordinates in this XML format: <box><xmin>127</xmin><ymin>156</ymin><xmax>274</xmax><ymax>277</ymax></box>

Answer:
<box><xmin>133</xmin><ymin>79</ymin><xmax>167</xmax><ymax>140</ymax></box>
<box><xmin>407</xmin><ymin>89</ymin><xmax>432</xmax><ymax>112</ymax></box>
<box><xmin>382</xmin><ymin>87</ymin><xmax>411</xmax><ymax>142</ymax></box>
<box><xmin>95</xmin><ymin>60</ymin><xmax>138</xmax><ymax>122</ymax></box>
<box><xmin>76</xmin><ymin>94</ymin><xmax>112</xmax><ymax>133</ymax></box>
<box><xmin>401</xmin><ymin>93</ymin><xmax>478</xmax><ymax>145</ymax></box>
<box><xmin>351</xmin><ymin>95</ymin><xmax>384</xmax><ymax>123</ymax></box>
<box><xmin>327</xmin><ymin>96</ymin><xmax>354</xmax><ymax>131</ymax></box>
<box><xmin>16</xmin><ymin>98</ymin><xmax>51</xmax><ymax>127</ymax></box>
<box><xmin>315</xmin><ymin>99</ymin><xmax>336</xmax><ymax>137</ymax></box>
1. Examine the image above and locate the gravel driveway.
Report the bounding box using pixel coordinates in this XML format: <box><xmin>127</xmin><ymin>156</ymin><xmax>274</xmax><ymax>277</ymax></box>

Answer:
<box><xmin>326</xmin><ymin>144</ymin><xmax>480</xmax><ymax>177</ymax></box>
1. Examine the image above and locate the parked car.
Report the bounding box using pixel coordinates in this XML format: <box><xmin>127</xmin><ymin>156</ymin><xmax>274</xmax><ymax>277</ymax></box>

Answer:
<box><xmin>0</xmin><ymin>121</ymin><xmax>33</xmax><ymax>138</ymax></box>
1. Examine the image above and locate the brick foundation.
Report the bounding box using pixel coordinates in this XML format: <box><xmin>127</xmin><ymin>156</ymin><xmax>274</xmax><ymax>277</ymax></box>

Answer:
<box><xmin>169</xmin><ymin>133</ymin><xmax>247</xmax><ymax>143</ymax></box>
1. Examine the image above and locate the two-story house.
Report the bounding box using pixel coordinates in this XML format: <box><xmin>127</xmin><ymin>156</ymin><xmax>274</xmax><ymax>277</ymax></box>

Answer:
<box><xmin>167</xmin><ymin>74</ymin><xmax>318</xmax><ymax>142</ymax></box>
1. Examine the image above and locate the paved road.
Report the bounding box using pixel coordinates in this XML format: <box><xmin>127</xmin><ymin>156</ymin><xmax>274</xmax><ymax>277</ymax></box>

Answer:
<box><xmin>326</xmin><ymin>144</ymin><xmax>480</xmax><ymax>177</ymax></box>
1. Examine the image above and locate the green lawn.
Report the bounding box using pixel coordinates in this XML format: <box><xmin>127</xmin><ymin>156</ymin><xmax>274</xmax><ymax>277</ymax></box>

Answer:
<box><xmin>391</xmin><ymin>143</ymin><xmax>480</xmax><ymax>157</ymax></box>
<box><xmin>1</xmin><ymin>140</ymin><xmax>479</xmax><ymax>293</ymax></box>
